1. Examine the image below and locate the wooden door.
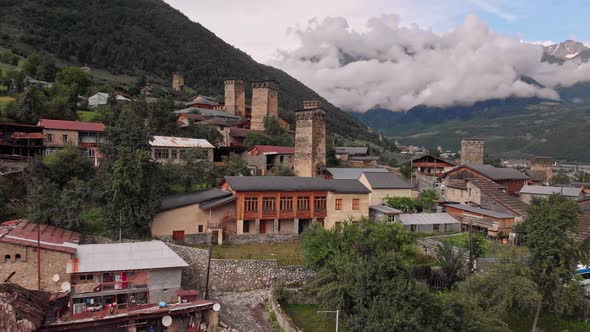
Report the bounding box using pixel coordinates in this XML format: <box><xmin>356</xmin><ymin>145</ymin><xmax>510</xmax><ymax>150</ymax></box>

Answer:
<box><xmin>172</xmin><ymin>230</ymin><xmax>185</xmax><ymax>241</ymax></box>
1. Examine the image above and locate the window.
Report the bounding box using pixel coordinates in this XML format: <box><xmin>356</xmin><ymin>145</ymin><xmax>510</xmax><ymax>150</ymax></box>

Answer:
<box><xmin>46</xmin><ymin>134</ymin><xmax>53</xmax><ymax>143</ymax></box>
<box><xmin>198</xmin><ymin>225</ymin><xmax>204</xmax><ymax>233</ymax></box>
<box><xmin>243</xmin><ymin>220</ymin><xmax>250</xmax><ymax>233</ymax></box>
<box><xmin>314</xmin><ymin>196</ymin><xmax>327</xmax><ymax>210</ymax></box>
<box><xmin>171</xmin><ymin>149</ymin><xmax>178</xmax><ymax>159</ymax></box>
<box><xmin>410</xmin><ymin>225</ymin><xmax>417</xmax><ymax>232</ymax></box>
<box><xmin>433</xmin><ymin>224</ymin><xmax>440</xmax><ymax>232</ymax></box>
<box><xmin>154</xmin><ymin>148</ymin><xmax>169</xmax><ymax>159</ymax></box>
<box><xmin>335</xmin><ymin>199</ymin><xmax>342</xmax><ymax>211</ymax></box>
<box><xmin>388</xmin><ymin>215</ymin><xmax>396</xmax><ymax>223</ymax></box>
<box><xmin>279</xmin><ymin>156</ymin><xmax>284</xmax><ymax>163</ymax></box>
<box><xmin>297</xmin><ymin>197</ymin><xmax>310</xmax><ymax>210</ymax></box>
<box><xmin>4</xmin><ymin>254</ymin><xmax>10</xmax><ymax>263</ymax></box>
<box><xmin>14</xmin><ymin>254</ymin><xmax>21</xmax><ymax>262</ymax></box>
<box><xmin>280</xmin><ymin>196</ymin><xmax>293</xmax><ymax>211</ymax></box>
<box><xmin>245</xmin><ymin>197</ymin><xmax>258</xmax><ymax>212</ymax></box>
<box><xmin>62</xmin><ymin>134</ymin><xmax>69</xmax><ymax>143</ymax></box>
<box><xmin>352</xmin><ymin>199</ymin><xmax>360</xmax><ymax>210</ymax></box>
<box><xmin>103</xmin><ymin>273</ymin><xmax>114</xmax><ymax>283</ymax></box>
<box><xmin>262</xmin><ymin>197</ymin><xmax>275</xmax><ymax>212</ymax></box>
<box><xmin>80</xmin><ymin>274</ymin><xmax>94</xmax><ymax>283</ymax></box>
<box><xmin>86</xmin><ymin>148</ymin><xmax>96</xmax><ymax>158</ymax></box>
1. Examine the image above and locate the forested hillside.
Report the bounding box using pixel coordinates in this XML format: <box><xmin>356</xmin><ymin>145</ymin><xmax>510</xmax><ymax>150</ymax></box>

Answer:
<box><xmin>0</xmin><ymin>0</ymin><xmax>374</xmax><ymax>141</ymax></box>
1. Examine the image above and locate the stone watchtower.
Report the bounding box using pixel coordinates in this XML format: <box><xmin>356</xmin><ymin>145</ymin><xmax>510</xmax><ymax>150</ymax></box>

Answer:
<box><xmin>172</xmin><ymin>72</ymin><xmax>185</xmax><ymax>92</ymax></box>
<box><xmin>460</xmin><ymin>138</ymin><xmax>484</xmax><ymax>165</ymax></box>
<box><xmin>250</xmin><ymin>80</ymin><xmax>279</xmax><ymax>130</ymax></box>
<box><xmin>294</xmin><ymin>101</ymin><xmax>326</xmax><ymax>177</ymax></box>
<box><xmin>224</xmin><ymin>79</ymin><xmax>246</xmax><ymax>116</ymax></box>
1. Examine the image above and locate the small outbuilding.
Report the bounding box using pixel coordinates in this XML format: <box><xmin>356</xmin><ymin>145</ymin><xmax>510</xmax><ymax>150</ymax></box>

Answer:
<box><xmin>398</xmin><ymin>213</ymin><xmax>461</xmax><ymax>233</ymax></box>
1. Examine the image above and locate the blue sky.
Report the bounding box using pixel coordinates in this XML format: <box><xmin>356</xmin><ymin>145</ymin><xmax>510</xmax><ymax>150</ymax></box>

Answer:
<box><xmin>167</xmin><ymin>0</ymin><xmax>590</xmax><ymax>62</ymax></box>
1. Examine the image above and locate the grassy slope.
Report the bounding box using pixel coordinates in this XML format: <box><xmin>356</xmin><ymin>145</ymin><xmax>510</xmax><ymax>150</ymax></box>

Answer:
<box><xmin>284</xmin><ymin>304</ymin><xmax>338</xmax><ymax>332</ymax></box>
<box><xmin>196</xmin><ymin>241</ymin><xmax>303</xmax><ymax>266</ymax></box>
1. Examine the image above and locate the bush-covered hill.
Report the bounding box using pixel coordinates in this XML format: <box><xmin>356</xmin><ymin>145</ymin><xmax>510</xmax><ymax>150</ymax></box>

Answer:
<box><xmin>0</xmin><ymin>0</ymin><xmax>374</xmax><ymax>141</ymax></box>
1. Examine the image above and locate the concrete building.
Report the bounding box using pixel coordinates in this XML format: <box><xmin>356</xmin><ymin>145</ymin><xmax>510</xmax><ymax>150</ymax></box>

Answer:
<box><xmin>172</xmin><ymin>72</ymin><xmax>185</xmax><ymax>92</ymax></box>
<box><xmin>149</xmin><ymin>136</ymin><xmax>215</xmax><ymax>163</ymax></box>
<box><xmin>224</xmin><ymin>79</ymin><xmax>246</xmax><ymax>116</ymax></box>
<box><xmin>358</xmin><ymin>171</ymin><xmax>414</xmax><ymax>205</ymax></box>
<box><xmin>151</xmin><ymin>188</ymin><xmax>237</xmax><ymax>245</ymax></box>
<box><xmin>38</xmin><ymin>119</ymin><xmax>106</xmax><ymax>166</ymax></box>
<box><xmin>244</xmin><ymin>145</ymin><xmax>295</xmax><ymax>175</ymax></box>
<box><xmin>0</xmin><ymin>219</ymin><xmax>80</xmax><ymax>293</ymax></box>
<box><xmin>519</xmin><ymin>185</ymin><xmax>584</xmax><ymax>203</ymax></box>
<box><xmin>220</xmin><ymin>176</ymin><xmax>369</xmax><ymax>236</ymax></box>
<box><xmin>66</xmin><ymin>241</ymin><xmax>188</xmax><ymax>314</ymax></box>
<box><xmin>398</xmin><ymin>213</ymin><xmax>461</xmax><ymax>233</ymax></box>
<box><xmin>250</xmin><ymin>80</ymin><xmax>279</xmax><ymax>130</ymax></box>
<box><xmin>294</xmin><ymin>101</ymin><xmax>326</xmax><ymax>177</ymax></box>
<box><xmin>460</xmin><ymin>138</ymin><xmax>484</xmax><ymax>165</ymax></box>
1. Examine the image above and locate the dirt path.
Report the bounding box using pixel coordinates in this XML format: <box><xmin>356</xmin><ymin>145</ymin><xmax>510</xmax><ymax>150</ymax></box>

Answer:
<box><xmin>211</xmin><ymin>289</ymin><xmax>276</xmax><ymax>332</ymax></box>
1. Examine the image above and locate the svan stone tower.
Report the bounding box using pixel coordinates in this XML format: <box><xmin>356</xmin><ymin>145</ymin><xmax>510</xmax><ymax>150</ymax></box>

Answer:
<box><xmin>294</xmin><ymin>100</ymin><xmax>326</xmax><ymax>177</ymax></box>
<box><xmin>172</xmin><ymin>72</ymin><xmax>184</xmax><ymax>92</ymax></box>
<box><xmin>224</xmin><ymin>79</ymin><xmax>246</xmax><ymax>116</ymax></box>
<box><xmin>251</xmin><ymin>80</ymin><xmax>279</xmax><ymax>130</ymax></box>
<box><xmin>460</xmin><ymin>138</ymin><xmax>484</xmax><ymax>165</ymax></box>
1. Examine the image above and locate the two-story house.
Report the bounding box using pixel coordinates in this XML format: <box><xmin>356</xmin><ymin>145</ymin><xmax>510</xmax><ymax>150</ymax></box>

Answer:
<box><xmin>37</xmin><ymin>119</ymin><xmax>105</xmax><ymax>166</ymax></box>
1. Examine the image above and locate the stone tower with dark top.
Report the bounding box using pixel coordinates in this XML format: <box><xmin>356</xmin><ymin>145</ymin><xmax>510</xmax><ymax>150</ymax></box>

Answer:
<box><xmin>460</xmin><ymin>138</ymin><xmax>484</xmax><ymax>165</ymax></box>
<box><xmin>172</xmin><ymin>72</ymin><xmax>184</xmax><ymax>92</ymax></box>
<box><xmin>224</xmin><ymin>79</ymin><xmax>246</xmax><ymax>116</ymax></box>
<box><xmin>295</xmin><ymin>101</ymin><xmax>326</xmax><ymax>177</ymax></box>
<box><xmin>250</xmin><ymin>80</ymin><xmax>279</xmax><ymax>130</ymax></box>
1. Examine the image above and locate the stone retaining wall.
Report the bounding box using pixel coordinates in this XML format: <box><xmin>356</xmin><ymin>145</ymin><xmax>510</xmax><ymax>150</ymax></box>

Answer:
<box><xmin>269</xmin><ymin>285</ymin><xmax>300</xmax><ymax>332</ymax></box>
<box><xmin>168</xmin><ymin>244</ymin><xmax>315</xmax><ymax>292</ymax></box>
<box><xmin>225</xmin><ymin>233</ymin><xmax>300</xmax><ymax>245</ymax></box>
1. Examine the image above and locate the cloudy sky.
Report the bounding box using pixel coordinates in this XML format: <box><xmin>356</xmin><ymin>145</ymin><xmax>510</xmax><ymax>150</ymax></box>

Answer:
<box><xmin>165</xmin><ymin>0</ymin><xmax>590</xmax><ymax>111</ymax></box>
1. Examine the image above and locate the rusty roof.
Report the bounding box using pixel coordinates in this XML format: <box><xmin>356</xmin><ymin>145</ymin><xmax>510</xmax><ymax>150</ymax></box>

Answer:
<box><xmin>0</xmin><ymin>219</ymin><xmax>80</xmax><ymax>254</ymax></box>
<box><xmin>37</xmin><ymin>119</ymin><xmax>105</xmax><ymax>132</ymax></box>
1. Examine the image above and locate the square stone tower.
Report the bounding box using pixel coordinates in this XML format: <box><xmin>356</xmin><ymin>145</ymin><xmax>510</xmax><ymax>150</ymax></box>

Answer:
<box><xmin>294</xmin><ymin>101</ymin><xmax>326</xmax><ymax>177</ymax></box>
<box><xmin>460</xmin><ymin>138</ymin><xmax>484</xmax><ymax>165</ymax></box>
<box><xmin>172</xmin><ymin>72</ymin><xmax>184</xmax><ymax>92</ymax></box>
<box><xmin>224</xmin><ymin>79</ymin><xmax>246</xmax><ymax>116</ymax></box>
<box><xmin>251</xmin><ymin>80</ymin><xmax>279</xmax><ymax>130</ymax></box>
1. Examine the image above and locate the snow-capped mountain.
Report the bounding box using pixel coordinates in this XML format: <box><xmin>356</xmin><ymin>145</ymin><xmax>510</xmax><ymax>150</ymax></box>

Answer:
<box><xmin>544</xmin><ymin>40</ymin><xmax>590</xmax><ymax>61</ymax></box>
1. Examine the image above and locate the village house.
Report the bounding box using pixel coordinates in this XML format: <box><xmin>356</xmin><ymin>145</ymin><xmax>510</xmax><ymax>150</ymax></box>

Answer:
<box><xmin>519</xmin><ymin>185</ymin><xmax>585</xmax><ymax>203</ymax></box>
<box><xmin>220</xmin><ymin>176</ymin><xmax>370</xmax><ymax>237</ymax></box>
<box><xmin>466</xmin><ymin>177</ymin><xmax>529</xmax><ymax>220</ymax></box>
<box><xmin>530</xmin><ymin>156</ymin><xmax>554</xmax><ymax>180</ymax></box>
<box><xmin>66</xmin><ymin>241</ymin><xmax>188</xmax><ymax>316</ymax></box>
<box><xmin>444</xmin><ymin>203</ymin><xmax>517</xmax><ymax>237</ymax></box>
<box><xmin>369</xmin><ymin>205</ymin><xmax>402</xmax><ymax>222</ymax></box>
<box><xmin>412</xmin><ymin>154</ymin><xmax>456</xmax><ymax>190</ymax></box>
<box><xmin>0</xmin><ymin>219</ymin><xmax>80</xmax><ymax>293</ymax></box>
<box><xmin>87</xmin><ymin>92</ymin><xmax>130</xmax><ymax>107</ymax></box>
<box><xmin>243</xmin><ymin>145</ymin><xmax>295</xmax><ymax>175</ymax></box>
<box><xmin>0</xmin><ymin>122</ymin><xmax>44</xmax><ymax>160</ymax></box>
<box><xmin>398</xmin><ymin>213</ymin><xmax>461</xmax><ymax>233</ymax></box>
<box><xmin>358</xmin><ymin>171</ymin><xmax>415</xmax><ymax>205</ymax></box>
<box><xmin>37</xmin><ymin>119</ymin><xmax>106</xmax><ymax>166</ymax></box>
<box><xmin>334</xmin><ymin>147</ymin><xmax>369</xmax><ymax>161</ymax></box>
<box><xmin>443</xmin><ymin>164</ymin><xmax>530</xmax><ymax>195</ymax></box>
<box><xmin>149</xmin><ymin>136</ymin><xmax>215</xmax><ymax>163</ymax></box>
<box><xmin>151</xmin><ymin>188</ymin><xmax>237</xmax><ymax>245</ymax></box>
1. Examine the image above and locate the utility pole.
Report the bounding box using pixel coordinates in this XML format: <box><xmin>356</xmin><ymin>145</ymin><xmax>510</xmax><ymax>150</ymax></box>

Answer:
<box><xmin>37</xmin><ymin>222</ymin><xmax>41</xmax><ymax>290</ymax></box>
<box><xmin>204</xmin><ymin>243</ymin><xmax>213</xmax><ymax>299</ymax></box>
<box><xmin>317</xmin><ymin>310</ymin><xmax>339</xmax><ymax>332</ymax></box>
<box><xmin>467</xmin><ymin>219</ymin><xmax>474</xmax><ymax>276</ymax></box>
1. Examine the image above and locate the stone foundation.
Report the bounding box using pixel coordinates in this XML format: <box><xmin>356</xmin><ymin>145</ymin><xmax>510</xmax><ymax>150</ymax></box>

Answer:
<box><xmin>225</xmin><ymin>233</ymin><xmax>300</xmax><ymax>245</ymax></box>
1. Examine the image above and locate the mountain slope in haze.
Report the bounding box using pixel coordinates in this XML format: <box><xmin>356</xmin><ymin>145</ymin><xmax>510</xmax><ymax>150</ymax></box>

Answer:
<box><xmin>0</xmin><ymin>0</ymin><xmax>373</xmax><ymax>141</ymax></box>
<box><xmin>544</xmin><ymin>40</ymin><xmax>590</xmax><ymax>61</ymax></box>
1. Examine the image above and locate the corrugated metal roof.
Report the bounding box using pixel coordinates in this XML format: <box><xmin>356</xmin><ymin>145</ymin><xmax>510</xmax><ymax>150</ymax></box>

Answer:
<box><xmin>445</xmin><ymin>203</ymin><xmax>515</xmax><ymax>219</ymax></box>
<box><xmin>67</xmin><ymin>241</ymin><xmax>187</xmax><ymax>273</ymax></box>
<box><xmin>326</xmin><ymin>167</ymin><xmax>388</xmax><ymax>180</ymax></box>
<box><xmin>38</xmin><ymin>119</ymin><xmax>105</xmax><ymax>132</ymax></box>
<box><xmin>159</xmin><ymin>188</ymin><xmax>232</xmax><ymax>211</ymax></box>
<box><xmin>330</xmin><ymin>179</ymin><xmax>371</xmax><ymax>194</ymax></box>
<box><xmin>150</xmin><ymin>136</ymin><xmax>214</xmax><ymax>148</ymax></box>
<box><xmin>249</xmin><ymin>145</ymin><xmax>295</xmax><ymax>155</ymax></box>
<box><xmin>0</xmin><ymin>219</ymin><xmax>80</xmax><ymax>254</ymax></box>
<box><xmin>520</xmin><ymin>185</ymin><xmax>583</xmax><ymax>197</ymax></box>
<box><xmin>199</xmin><ymin>195</ymin><xmax>237</xmax><ymax>209</ymax></box>
<box><xmin>224</xmin><ymin>176</ymin><xmax>370</xmax><ymax>193</ymax></box>
<box><xmin>399</xmin><ymin>213</ymin><xmax>460</xmax><ymax>225</ymax></box>
<box><xmin>362</xmin><ymin>172</ymin><xmax>413</xmax><ymax>189</ymax></box>
<box><xmin>370</xmin><ymin>205</ymin><xmax>402</xmax><ymax>214</ymax></box>
<box><xmin>448</xmin><ymin>164</ymin><xmax>530</xmax><ymax>181</ymax></box>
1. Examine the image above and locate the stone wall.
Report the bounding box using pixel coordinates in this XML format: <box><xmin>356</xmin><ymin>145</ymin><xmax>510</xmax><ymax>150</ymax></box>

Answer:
<box><xmin>225</xmin><ymin>233</ymin><xmax>299</xmax><ymax>245</ymax></box>
<box><xmin>269</xmin><ymin>285</ymin><xmax>300</xmax><ymax>332</ymax></box>
<box><xmin>167</xmin><ymin>244</ymin><xmax>314</xmax><ymax>292</ymax></box>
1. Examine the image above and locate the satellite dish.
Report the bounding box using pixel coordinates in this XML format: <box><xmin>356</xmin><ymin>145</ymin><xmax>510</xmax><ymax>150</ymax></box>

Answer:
<box><xmin>52</xmin><ymin>274</ymin><xmax>60</xmax><ymax>282</ymax></box>
<box><xmin>162</xmin><ymin>315</ymin><xmax>173</xmax><ymax>327</ymax></box>
<box><xmin>213</xmin><ymin>303</ymin><xmax>221</xmax><ymax>312</ymax></box>
<box><xmin>61</xmin><ymin>281</ymin><xmax>71</xmax><ymax>292</ymax></box>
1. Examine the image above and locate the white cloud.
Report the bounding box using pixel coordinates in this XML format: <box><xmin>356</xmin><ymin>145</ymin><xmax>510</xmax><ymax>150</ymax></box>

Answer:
<box><xmin>469</xmin><ymin>0</ymin><xmax>517</xmax><ymax>21</ymax></box>
<box><xmin>525</xmin><ymin>40</ymin><xmax>556</xmax><ymax>47</ymax></box>
<box><xmin>271</xmin><ymin>15</ymin><xmax>590</xmax><ymax>112</ymax></box>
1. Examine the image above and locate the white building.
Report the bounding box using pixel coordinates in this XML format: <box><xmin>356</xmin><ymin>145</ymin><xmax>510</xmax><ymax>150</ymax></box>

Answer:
<box><xmin>149</xmin><ymin>136</ymin><xmax>215</xmax><ymax>163</ymax></box>
<box><xmin>88</xmin><ymin>93</ymin><xmax>130</xmax><ymax>107</ymax></box>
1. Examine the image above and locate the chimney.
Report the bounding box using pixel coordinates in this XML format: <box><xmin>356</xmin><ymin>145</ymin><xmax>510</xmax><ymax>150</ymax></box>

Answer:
<box><xmin>172</xmin><ymin>72</ymin><xmax>184</xmax><ymax>92</ymax></box>
<box><xmin>294</xmin><ymin>102</ymin><xmax>326</xmax><ymax>177</ymax></box>
<box><xmin>224</xmin><ymin>79</ymin><xmax>246</xmax><ymax>116</ymax></box>
<box><xmin>460</xmin><ymin>139</ymin><xmax>484</xmax><ymax>165</ymax></box>
<box><xmin>250</xmin><ymin>80</ymin><xmax>279</xmax><ymax>131</ymax></box>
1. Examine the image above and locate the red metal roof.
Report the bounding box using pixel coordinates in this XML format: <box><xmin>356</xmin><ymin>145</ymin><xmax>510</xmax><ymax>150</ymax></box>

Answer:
<box><xmin>38</xmin><ymin>119</ymin><xmax>106</xmax><ymax>132</ymax></box>
<box><xmin>249</xmin><ymin>145</ymin><xmax>295</xmax><ymax>155</ymax></box>
<box><xmin>0</xmin><ymin>219</ymin><xmax>80</xmax><ymax>254</ymax></box>
<box><xmin>11</xmin><ymin>132</ymin><xmax>45</xmax><ymax>139</ymax></box>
